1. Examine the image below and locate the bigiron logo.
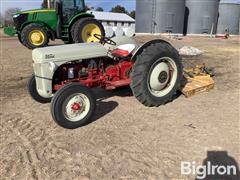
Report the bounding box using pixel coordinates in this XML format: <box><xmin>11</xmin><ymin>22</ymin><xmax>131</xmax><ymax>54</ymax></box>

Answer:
<box><xmin>181</xmin><ymin>161</ymin><xmax>237</xmax><ymax>179</ymax></box>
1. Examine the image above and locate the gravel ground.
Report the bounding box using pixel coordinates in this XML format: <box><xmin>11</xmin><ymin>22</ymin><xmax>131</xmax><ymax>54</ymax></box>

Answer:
<box><xmin>0</xmin><ymin>36</ymin><xmax>239</xmax><ymax>180</ymax></box>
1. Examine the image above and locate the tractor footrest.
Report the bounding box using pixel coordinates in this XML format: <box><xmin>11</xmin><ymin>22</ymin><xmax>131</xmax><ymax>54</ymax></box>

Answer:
<box><xmin>105</xmin><ymin>79</ymin><xmax>131</xmax><ymax>90</ymax></box>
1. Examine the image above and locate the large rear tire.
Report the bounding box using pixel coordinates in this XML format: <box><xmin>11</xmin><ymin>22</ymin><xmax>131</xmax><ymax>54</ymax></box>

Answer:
<box><xmin>27</xmin><ymin>75</ymin><xmax>52</xmax><ymax>103</ymax></box>
<box><xmin>131</xmin><ymin>42</ymin><xmax>183</xmax><ymax>107</ymax></box>
<box><xmin>71</xmin><ymin>17</ymin><xmax>105</xmax><ymax>43</ymax></box>
<box><xmin>21</xmin><ymin>23</ymin><xmax>49</xmax><ymax>49</ymax></box>
<box><xmin>51</xmin><ymin>83</ymin><xmax>96</xmax><ymax>129</ymax></box>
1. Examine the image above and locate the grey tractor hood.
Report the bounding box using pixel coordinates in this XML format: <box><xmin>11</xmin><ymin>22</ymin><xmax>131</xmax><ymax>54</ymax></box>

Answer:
<box><xmin>32</xmin><ymin>43</ymin><xmax>108</xmax><ymax>64</ymax></box>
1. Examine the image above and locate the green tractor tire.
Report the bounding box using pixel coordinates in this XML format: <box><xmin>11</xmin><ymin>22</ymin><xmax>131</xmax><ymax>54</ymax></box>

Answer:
<box><xmin>21</xmin><ymin>23</ymin><xmax>49</xmax><ymax>49</ymax></box>
<box><xmin>71</xmin><ymin>17</ymin><xmax>105</xmax><ymax>43</ymax></box>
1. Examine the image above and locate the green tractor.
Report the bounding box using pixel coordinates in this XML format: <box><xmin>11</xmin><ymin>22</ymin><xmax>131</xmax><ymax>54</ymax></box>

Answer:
<box><xmin>3</xmin><ymin>0</ymin><xmax>105</xmax><ymax>49</ymax></box>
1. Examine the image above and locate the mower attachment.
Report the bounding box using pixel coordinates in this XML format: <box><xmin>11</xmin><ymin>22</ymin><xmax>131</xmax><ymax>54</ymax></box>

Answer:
<box><xmin>3</xmin><ymin>27</ymin><xmax>16</xmax><ymax>37</ymax></box>
<box><xmin>182</xmin><ymin>65</ymin><xmax>215</xmax><ymax>97</ymax></box>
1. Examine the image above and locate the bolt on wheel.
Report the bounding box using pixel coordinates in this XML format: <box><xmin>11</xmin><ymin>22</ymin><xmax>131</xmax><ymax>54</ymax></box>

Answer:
<box><xmin>63</xmin><ymin>93</ymin><xmax>91</xmax><ymax>122</ymax></box>
<box><xmin>21</xmin><ymin>23</ymin><xmax>49</xmax><ymax>49</ymax></box>
<box><xmin>28</xmin><ymin>30</ymin><xmax>45</xmax><ymax>46</ymax></box>
<box><xmin>81</xmin><ymin>24</ymin><xmax>101</xmax><ymax>42</ymax></box>
<box><xmin>51</xmin><ymin>84</ymin><xmax>96</xmax><ymax>129</ymax></box>
<box><xmin>148</xmin><ymin>57</ymin><xmax>178</xmax><ymax>97</ymax></box>
<box><xmin>71</xmin><ymin>17</ymin><xmax>105</xmax><ymax>43</ymax></box>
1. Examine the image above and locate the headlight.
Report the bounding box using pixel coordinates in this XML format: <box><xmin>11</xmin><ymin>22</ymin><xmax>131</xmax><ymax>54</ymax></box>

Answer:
<box><xmin>48</xmin><ymin>62</ymin><xmax>58</xmax><ymax>72</ymax></box>
<box><xmin>13</xmin><ymin>14</ymin><xmax>20</xmax><ymax>18</ymax></box>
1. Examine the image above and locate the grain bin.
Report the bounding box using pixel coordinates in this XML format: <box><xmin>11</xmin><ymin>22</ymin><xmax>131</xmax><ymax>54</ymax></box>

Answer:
<box><xmin>136</xmin><ymin>0</ymin><xmax>154</xmax><ymax>33</ymax></box>
<box><xmin>155</xmin><ymin>0</ymin><xmax>186</xmax><ymax>33</ymax></box>
<box><xmin>217</xmin><ymin>0</ymin><xmax>240</xmax><ymax>35</ymax></box>
<box><xmin>136</xmin><ymin>0</ymin><xmax>186</xmax><ymax>34</ymax></box>
<box><xmin>185</xmin><ymin>0</ymin><xmax>219</xmax><ymax>34</ymax></box>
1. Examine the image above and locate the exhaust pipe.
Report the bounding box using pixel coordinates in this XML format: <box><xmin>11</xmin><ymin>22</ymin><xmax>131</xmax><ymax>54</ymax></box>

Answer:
<box><xmin>47</xmin><ymin>0</ymin><xmax>51</xmax><ymax>8</ymax></box>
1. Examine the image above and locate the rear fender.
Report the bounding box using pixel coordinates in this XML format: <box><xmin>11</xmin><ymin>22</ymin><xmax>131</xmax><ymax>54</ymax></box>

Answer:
<box><xmin>131</xmin><ymin>39</ymin><xmax>172</xmax><ymax>62</ymax></box>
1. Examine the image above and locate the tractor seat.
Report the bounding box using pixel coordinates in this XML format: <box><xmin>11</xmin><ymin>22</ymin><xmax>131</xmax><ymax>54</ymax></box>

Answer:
<box><xmin>111</xmin><ymin>44</ymin><xmax>136</xmax><ymax>57</ymax></box>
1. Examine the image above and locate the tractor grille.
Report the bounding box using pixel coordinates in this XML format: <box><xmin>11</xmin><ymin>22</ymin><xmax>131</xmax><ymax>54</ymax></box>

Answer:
<box><xmin>14</xmin><ymin>14</ymin><xmax>28</xmax><ymax>30</ymax></box>
<box><xmin>33</xmin><ymin>63</ymin><xmax>42</xmax><ymax>77</ymax></box>
<box><xmin>33</xmin><ymin>63</ymin><xmax>53</xmax><ymax>97</ymax></box>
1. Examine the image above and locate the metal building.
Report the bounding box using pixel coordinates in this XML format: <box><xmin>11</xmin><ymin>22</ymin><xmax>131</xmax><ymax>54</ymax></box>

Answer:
<box><xmin>89</xmin><ymin>11</ymin><xmax>136</xmax><ymax>37</ymax></box>
<box><xmin>136</xmin><ymin>0</ymin><xmax>186</xmax><ymax>34</ymax></box>
<box><xmin>217</xmin><ymin>0</ymin><xmax>240</xmax><ymax>35</ymax></box>
<box><xmin>184</xmin><ymin>0</ymin><xmax>219</xmax><ymax>34</ymax></box>
<box><xmin>90</xmin><ymin>11</ymin><xmax>135</xmax><ymax>29</ymax></box>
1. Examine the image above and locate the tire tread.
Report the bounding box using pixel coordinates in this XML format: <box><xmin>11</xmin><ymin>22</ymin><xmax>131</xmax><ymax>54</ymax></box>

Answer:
<box><xmin>21</xmin><ymin>23</ymin><xmax>49</xmax><ymax>49</ymax></box>
<box><xmin>131</xmin><ymin>42</ymin><xmax>183</xmax><ymax>107</ymax></box>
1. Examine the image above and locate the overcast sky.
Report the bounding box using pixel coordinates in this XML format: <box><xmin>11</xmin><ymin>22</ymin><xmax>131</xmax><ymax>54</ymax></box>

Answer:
<box><xmin>1</xmin><ymin>0</ymin><xmax>240</xmax><ymax>14</ymax></box>
<box><xmin>0</xmin><ymin>0</ymin><xmax>135</xmax><ymax>14</ymax></box>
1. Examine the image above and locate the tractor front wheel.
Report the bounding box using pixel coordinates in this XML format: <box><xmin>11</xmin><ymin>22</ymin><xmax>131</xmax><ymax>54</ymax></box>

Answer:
<box><xmin>27</xmin><ymin>74</ymin><xmax>52</xmax><ymax>103</ymax></box>
<box><xmin>51</xmin><ymin>83</ymin><xmax>96</xmax><ymax>129</ymax></box>
<box><xmin>71</xmin><ymin>17</ymin><xmax>105</xmax><ymax>43</ymax></box>
<box><xmin>21</xmin><ymin>23</ymin><xmax>49</xmax><ymax>49</ymax></box>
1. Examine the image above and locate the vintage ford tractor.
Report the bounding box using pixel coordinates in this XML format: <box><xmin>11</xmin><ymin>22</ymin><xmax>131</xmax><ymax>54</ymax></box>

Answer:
<box><xmin>28</xmin><ymin>35</ymin><xmax>183</xmax><ymax>129</ymax></box>
<box><xmin>3</xmin><ymin>0</ymin><xmax>105</xmax><ymax>49</ymax></box>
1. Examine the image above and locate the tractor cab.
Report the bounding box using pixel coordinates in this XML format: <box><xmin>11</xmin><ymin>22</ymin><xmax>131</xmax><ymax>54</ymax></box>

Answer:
<box><xmin>54</xmin><ymin>0</ymin><xmax>86</xmax><ymax>23</ymax></box>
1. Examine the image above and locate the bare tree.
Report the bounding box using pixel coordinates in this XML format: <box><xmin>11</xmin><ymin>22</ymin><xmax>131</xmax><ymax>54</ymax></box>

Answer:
<box><xmin>129</xmin><ymin>10</ymin><xmax>135</xmax><ymax>19</ymax></box>
<box><xmin>85</xmin><ymin>4</ymin><xmax>94</xmax><ymax>11</ymax></box>
<box><xmin>4</xmin><ymin>8</ymin><xmax>21</xmax><ymax>26</ymax></box>
<box><xmin>110</xmin><ymin>5</ymin><xmax>128</xmax><ymax>14</ymax></box>
<box><xmin>95</xmin><ymin>7</ymin><xmax>104</xmax><ymax>12</ymax></box>
<box><xmin>0</xmin><ymin>13</ymin><xmax>4</xmax><ymax>27</ymax></box>
<box><xmin>42</xmin><ymin>0</ymin><xmax>48</xmax><ymax>8</ymax></box>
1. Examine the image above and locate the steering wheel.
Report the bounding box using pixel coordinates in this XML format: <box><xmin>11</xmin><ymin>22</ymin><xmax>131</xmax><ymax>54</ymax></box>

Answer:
<box><xmin>94</xmin><ymin>34</ymin><xmax>117</xmax><ymax>46</ymax></box>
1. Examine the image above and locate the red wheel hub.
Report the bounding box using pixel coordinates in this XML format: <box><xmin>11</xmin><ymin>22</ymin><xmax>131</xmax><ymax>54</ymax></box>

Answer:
<box><xmin>71</xmin><ymin>102</ymin><xmax>81</xmax><ymax>111</ymax></box>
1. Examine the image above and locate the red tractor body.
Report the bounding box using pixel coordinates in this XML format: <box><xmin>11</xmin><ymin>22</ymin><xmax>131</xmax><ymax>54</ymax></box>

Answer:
<box><xmin>53</xmin><ymin>60</ymin><xmax>133</xmax><ymax>91</ymax></box>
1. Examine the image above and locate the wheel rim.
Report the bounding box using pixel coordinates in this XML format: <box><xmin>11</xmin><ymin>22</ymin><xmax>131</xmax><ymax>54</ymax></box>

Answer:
<box><xmin>28</xmin><ymin>30</ymin><xmax>45</xmax><ymax>46</ymax></box>
<box><xmin>63</xmin><ymin>93</ymin><xmax>90</xmax><ymax>122</ymax></box>
<box><xmin>81</xmin><ymin>23</ymin><xmax>101</xmax><ymax>42</ymax></box>
<box><xmin>147</xmin><ymin>57</ymin><xmax>178</xmax><ymax>97</ymax></box>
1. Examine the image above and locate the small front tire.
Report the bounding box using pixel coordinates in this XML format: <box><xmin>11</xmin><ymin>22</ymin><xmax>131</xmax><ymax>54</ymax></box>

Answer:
<box><xmin>27</xmin><ymin>75</ymin><xmax>52</xmax><ymax>103</ymax></box>
<box><xmin>51</xmin><ymin>83</ymin><xmax>96</xmax><ymax>129</ymax></box>
<box><xmin>21</xmin><ymin>23</ymin><xmax>49</xmax><ymax>49</ymax></box>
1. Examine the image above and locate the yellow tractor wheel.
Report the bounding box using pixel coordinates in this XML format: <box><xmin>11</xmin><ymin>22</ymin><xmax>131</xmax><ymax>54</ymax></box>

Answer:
<box><xmin>81</xmin><ymin>24</ymin><xmax>101</xmax><ymax>42</ymax></box>
<box><xmin>21</xmin><ymin>23</ymin><xmax>49</xmax><ymax>49</ymax></box>
<box><xmin>28</xmin><ymin>30</ymin><xmax>45</xmax><ymax>46</ymax></box>
<box><xmin>71</xmin><ymin>17</ymin><xmax>105</xmax><ymax>43</ymax></box>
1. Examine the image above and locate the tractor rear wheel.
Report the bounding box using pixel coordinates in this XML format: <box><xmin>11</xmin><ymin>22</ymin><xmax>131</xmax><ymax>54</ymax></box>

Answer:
<box><xmin>51</xmin><ymin>83</ymin><xmax>96</xmax><ymax>129</ymax></box>
<box><xmin>131</xmin><ymin>42</ymin><xmax>183</xmax><ymax>107</ymax></box>
<box><xmin>71</xmin><ymin>17</ymin><xmax>105</xmax><ymax>43</ymax></box>
<box><xmin>21</xmin><ymin>23</ymin><xmax>49</xmax><ymax>49</ymax></box>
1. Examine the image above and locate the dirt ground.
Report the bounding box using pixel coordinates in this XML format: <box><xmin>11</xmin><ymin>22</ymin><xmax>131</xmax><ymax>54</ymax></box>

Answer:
<box><xmin>0</xmin><ymin>35</ymin><xmax>239</xmax><ymax>180</ymax></box>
